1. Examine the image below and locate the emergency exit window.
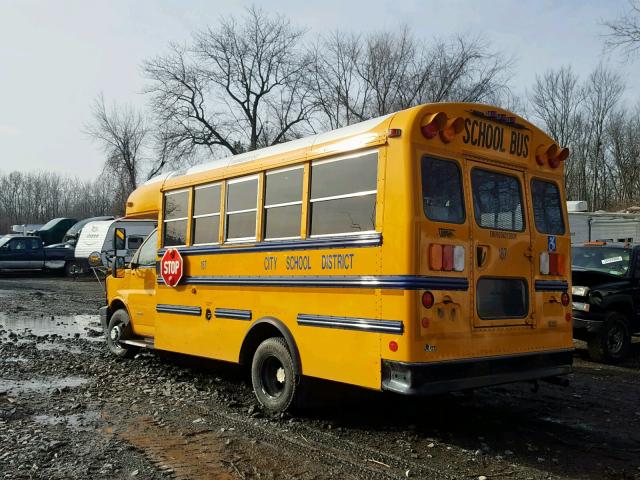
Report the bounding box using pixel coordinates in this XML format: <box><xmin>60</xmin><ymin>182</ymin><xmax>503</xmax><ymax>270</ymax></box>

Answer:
<box><xmin>531</xmin><ymin>179</ymin><xmax>565</xmax><ymax>235</ymax></box>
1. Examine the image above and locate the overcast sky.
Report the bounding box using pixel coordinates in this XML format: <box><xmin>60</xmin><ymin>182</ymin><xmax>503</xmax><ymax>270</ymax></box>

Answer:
<box><xmin>1</xmin><ymin>0</ymin><xmax>638</xmax><ymax>179</ymax></box>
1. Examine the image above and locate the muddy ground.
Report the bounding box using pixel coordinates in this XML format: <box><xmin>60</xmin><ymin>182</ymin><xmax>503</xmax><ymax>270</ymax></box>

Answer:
<box><xmin>1</xmin><ymin>276</ymin><xmax>639</xmax><ymax>480</ymax></box>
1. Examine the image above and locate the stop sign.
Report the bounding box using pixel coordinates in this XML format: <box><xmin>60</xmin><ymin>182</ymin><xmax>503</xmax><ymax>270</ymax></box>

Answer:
<box><xmin>160</xmin><ymin>248</ymin><xmax>183</xmax><ymax>287</ymax></box>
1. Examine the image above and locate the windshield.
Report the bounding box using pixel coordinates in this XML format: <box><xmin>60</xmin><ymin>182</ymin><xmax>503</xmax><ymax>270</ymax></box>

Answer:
<box><xmin>572</xmin><ymin>247</ymin><xmax>631</xmax><ymax>277</ymax></box>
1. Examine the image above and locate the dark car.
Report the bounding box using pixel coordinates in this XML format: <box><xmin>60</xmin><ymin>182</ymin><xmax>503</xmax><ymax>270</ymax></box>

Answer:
<box><xmin>0</xmin><ymin>235</ymin><xmax>75</xmax><ymax>275</ymax></box>
<box><xmin>571</xmin><ymin>242</ymin><xmax>640</xmax><ymax>362</ymax></box>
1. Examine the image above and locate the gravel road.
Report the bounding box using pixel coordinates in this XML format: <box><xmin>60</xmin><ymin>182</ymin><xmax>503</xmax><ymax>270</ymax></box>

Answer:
<box><xmin>1</xmin><ymin>275</ymin><xmax>639</xmax><ymax>479</ymax></box>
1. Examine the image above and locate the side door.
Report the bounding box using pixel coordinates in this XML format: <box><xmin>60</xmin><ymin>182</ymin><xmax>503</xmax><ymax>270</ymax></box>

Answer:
<box><xmin>6</xmin><ymin>239</ymin><xmax>29</xmax><ymax>269</ymax></box>
<box><xmin>125</xmin><ymin>230</ymin><xmax>158</xmax><ymax>338</ymax></box>
<box><xmin>26</xmin><ymin>238</ymin><xmax>44</xmax><ymax>268</ymax></box>
<box><xmin>467</xmin><ymin>161</ymin><xmax>534</xmax><ymax>327</ymax></box>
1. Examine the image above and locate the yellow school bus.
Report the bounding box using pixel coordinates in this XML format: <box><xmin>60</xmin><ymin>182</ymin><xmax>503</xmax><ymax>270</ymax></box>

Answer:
<box><xmin>101</xmin><ymin>102</ymin><xmax>573</xmax><ymax>412</ymax></box>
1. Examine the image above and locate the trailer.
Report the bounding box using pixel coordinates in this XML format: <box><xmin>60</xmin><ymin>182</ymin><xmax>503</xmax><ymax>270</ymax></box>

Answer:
<box><xmin>568</xmin><ymin>201</ymin><xmax>640</xmax><ymax>244</ymax></box>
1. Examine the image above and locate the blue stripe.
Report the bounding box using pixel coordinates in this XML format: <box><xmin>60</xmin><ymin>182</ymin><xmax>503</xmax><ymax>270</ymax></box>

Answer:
<box><xmin>297</xmin><ymin>313</ymin><xmax>403</xmax><ymax>334</ymax></box>
<box><xmin>215</xmin><ymin>308</ymin><xmax>252</xmax><ymax>320</ymax></box>
<box><xmin>157</xmin><ymin>233</ymin><xmax>382</xmax><ymax>257</ymax></box>
<box><xmin>535</xmin><ymin>280</ymin><xmax>569</xmax><ymax>292</ymax></box>
<box><xmin>158</xmin><ymin>275</ymin><xmax>469</xmax><ymax>291</ymax></box>
<box><xmin>156</xmin><ymin>304</ymin><xmax>202</xmax><ymax>316</ymax></box>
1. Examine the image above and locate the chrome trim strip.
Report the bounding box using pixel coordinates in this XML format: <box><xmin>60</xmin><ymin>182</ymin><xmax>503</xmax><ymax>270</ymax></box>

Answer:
<box><xmin>157</xmin><ymin>274</ymin><xmax>469</xmax><ymax>291</ymax></box>
<box><xmin>297</xmin><ymin>313</ymin><xmax>403</xmax><ymax>334</ymax></box>
<box><xmin>156</xmin><ymin>304</ymin><xmax>202</xmax><ymax>316</ymax></box>
<box><xmin>214</xmin><ymin>308</ymin><xmax>252</xmax><ymax>320</ymax></box>
<box><xmin>158</xmin><ymin>232</ymin><xmax>382</xmax><ymax>257</ymax></box>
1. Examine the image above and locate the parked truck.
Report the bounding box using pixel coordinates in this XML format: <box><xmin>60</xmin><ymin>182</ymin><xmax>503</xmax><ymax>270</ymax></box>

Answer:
<box><xmin>0</xmin><ymin>235</ymin><xmax>75</xmax><ymax>274</ymax></box>
<box><xmin>571</xmin><ymin>242</ymin><xmax>640</xmax><ymax>363</ymax></box>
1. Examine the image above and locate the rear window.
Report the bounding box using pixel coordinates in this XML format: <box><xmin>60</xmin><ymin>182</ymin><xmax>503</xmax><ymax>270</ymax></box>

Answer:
<box><xmin>472</xmin><ymin>168</ymin><xmax>524</xmax><ymax>231</ymax></box>
<box><xmin>421</xmin><ymin>157</ymin><xmax>465</xmax><ymax>223</ymax></box>
<box><xmin>531</xmin><ymin>179</ymin><xmax>565</xmax><ymax>235</ymax></box>
<box><xmin>477</xmin><ymin>277</ymin><xmax>528</xmax><ymax>319</ymax></box>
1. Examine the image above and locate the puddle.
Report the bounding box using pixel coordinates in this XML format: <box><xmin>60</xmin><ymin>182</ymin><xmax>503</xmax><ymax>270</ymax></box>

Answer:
<box><xmin>36</xmin><ymin>343</ymin><xmax>83</xmax><ymax>354</ymax></box>
<box><xmin>0</xmin><ymin>314</ymin><xmax>102</xmax><ymax>342</ymax></box>
<box><xmin>1</xmin><ymin>357</ymin><xmax>28</xmax><ymax>363</ymax></box>
<box><xmin>33</xmin><ymin>411</ymin><xmax>100</xmax><ymax>431</ymax></box>
<box><xmin>0</xmin><ymin>376</ymin><xmax>88</xmax><ymax>395</ymax></box>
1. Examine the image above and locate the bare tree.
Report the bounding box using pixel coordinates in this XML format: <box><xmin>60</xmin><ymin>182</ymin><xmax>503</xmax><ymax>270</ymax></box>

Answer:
<box><xmin>603</xmin><ymin>0</ymin><xmax>640</xmax><ymax>56</ymax></box>
<box><xmin>144</xmin><ymin>6</ymin><xmax>316</xmax><ymax>158</ymax></box>
<box><xmin>85</xmin><ymin>94</ymin><xmax>148</xmax><ymax>194</ymax></box>
<box><xmin>311</xmin><ymin>31</ymin><xmax>512</xmax><ymax>128</ymax></box>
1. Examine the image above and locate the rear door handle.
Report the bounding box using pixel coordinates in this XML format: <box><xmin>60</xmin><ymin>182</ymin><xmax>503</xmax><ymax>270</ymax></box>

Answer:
<box><xmin>476</xmin><ymin>245</ymin><xmax>488</xmax><ymax>268</ymax></box>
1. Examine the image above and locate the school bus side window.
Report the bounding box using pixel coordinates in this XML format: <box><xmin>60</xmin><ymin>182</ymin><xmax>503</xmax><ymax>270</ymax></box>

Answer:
<box><xmin>163</xmin><ymin>190</ymin><xmax>189</xmax><ymax>246</ymax></box>
<box><xmin>421</xmin><ymin>157</ymin><xmax>465</xmax><ymax>224</ymax></box>
<box><xmin>531</xmin><ymin>179</ymin><xmax>565</xmax><ymax>235</ymax></box>
<box><xmin>193</xmin><ymin>183</ymin><xmax>221</xmax><ymax>245</ymax></box>
<box><xmin>264</xmin><ymin>166</ymin><xmax>303</xmax><ymax>240</ymax></box>
<box><xmin>226</xmin><ymin>175</ymin><xmax>258</xmax><ymax>242</ymax></box>
<box><xmin>309</xmin><ymin>151</ymin><xmax>377</xmax><ymax>236</ymax></box>
<box><xmin>471</xmin><ymin>168</ymin><xmax>525</xmax><ymax>232</ymax></box>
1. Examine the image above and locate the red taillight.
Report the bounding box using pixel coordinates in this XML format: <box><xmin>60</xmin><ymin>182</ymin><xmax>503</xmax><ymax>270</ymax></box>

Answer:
<box><xmin>422</xmin><ymin>291</ymin><xmax>434</xmax><ymax>309</ymax></box>
<box><xmin>421</xmin><ymin>122</ymin><xmax>439</xmax><ymax>139</ymax></box>
<box><xmin>561</xmin><ymin>292</ymin><xmax>570</xmax><ymax>306</ymax></box>
<box><xmin>565</xmin><ymin>312</ymin><xmax>572</xmax><ymax>322</ymax></box>
<box><xmin>421</xmin><ymin>317</ymin><xmax>430</xmax><ymax>328</ymax></box>
<box><xmin>421</xmin><ymin>112</ymin><xmax>447</xmax><ymax>140</ymax></box>
<box><xmin>389</xmin><ymin>341</ymin><xmax>398</xmax><ymax>352</ymax></box>
<box><xmin>429</xmin><ymin>244</ymin><xmax>465</xmax><ymax>272</ymax></box>
<box><xmin>388</xmin><ymin>128</ymin><xmax>402</xmax><ymax>138</ymax></box>
<box><xmin>548</xmin><ymin>253</ymin><xmax>565</xmax><ymax>275</ymax></box>
<box><xmin>442</xmin><ymin>245</ymin><xmax>454</xmax><ymax>271</ymax></box>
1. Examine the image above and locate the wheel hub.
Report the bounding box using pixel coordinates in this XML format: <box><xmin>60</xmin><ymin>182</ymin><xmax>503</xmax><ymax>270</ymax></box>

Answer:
<box><xmin>276</xmin><ymin>367</ymin><xmax>286</xmax><ymax>384</ymax></box>
<box><xmin>110</xmin><ymin>325</ymin><xmax>121</xmax><ymax>342</ymax></box>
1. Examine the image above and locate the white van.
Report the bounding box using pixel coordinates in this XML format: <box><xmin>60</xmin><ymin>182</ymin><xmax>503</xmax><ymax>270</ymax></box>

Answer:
<box><xmin>75</xmin><ymin>219</ymin><xmax>156</xmax><ymax>269</ymax></box>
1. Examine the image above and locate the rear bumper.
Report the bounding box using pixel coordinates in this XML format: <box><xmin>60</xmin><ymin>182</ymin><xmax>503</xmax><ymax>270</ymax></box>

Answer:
<box><xmin>381</xmin><ymin>350</ymin><xmax>573</xmax><ymax>395</ymax></box>
<box><xmin>99</xmin><ymin>306</ymin><xmax>109</xmax><ymax>332</ymax></box>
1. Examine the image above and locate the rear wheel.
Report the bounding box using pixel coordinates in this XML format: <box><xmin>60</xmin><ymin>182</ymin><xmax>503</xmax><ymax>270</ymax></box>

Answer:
<box><xmin>106</xmin><ymin>309</ymin><xmax>139</xmax><ymax>359</ymax></box>
<box><xmin>587</xmin><ymin>312</ymin><xmax>631</xmax><ymax>363</ymax></box>
<box><xmin>64</xmin><ymin>261</ymin><xmax>84</xmax><ymax>277</ymax></box>
<box><xmin>251</xmin><ymin>337</ymin><xmax>297</xmax><ymax>413</ymax></box>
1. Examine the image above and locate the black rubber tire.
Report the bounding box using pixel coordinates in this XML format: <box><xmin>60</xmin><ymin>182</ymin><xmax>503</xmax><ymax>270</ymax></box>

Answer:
<box><xmin>64</xmin><ymin>261</ymin><xmax>83</xmax><ymax>277</ymax></box>
<box><xmin>587</xmin><ymin>312</ymin><xmax>631</xmax><ymax>363</ymax></box>
<box><xmin>106</xmin><ymin>309</ymin><xmax>139</xmax><ymax>359</ymax></box>
<box><xmin>251</xmin><ymin>337</ymin><xmax>297</xmax><ymax>413</ymax></box>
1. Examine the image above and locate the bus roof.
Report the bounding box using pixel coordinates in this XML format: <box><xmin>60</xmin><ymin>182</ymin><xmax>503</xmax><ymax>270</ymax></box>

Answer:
<box><xmin>125</xmin><ymin>102</ymin><xmax>562</xmax><ymax>218</ymax></box>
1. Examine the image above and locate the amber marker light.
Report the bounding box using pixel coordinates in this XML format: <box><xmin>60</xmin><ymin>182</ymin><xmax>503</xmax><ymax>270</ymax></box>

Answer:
<box><xmin>440</xmin><ymin>117</ymin><xmax>464</xmax><ymax>143</ymax></box>
<box><xmin>535</xmin><ymin>144</ymin><xmax>558</xmax><ymax>166</ymax></box>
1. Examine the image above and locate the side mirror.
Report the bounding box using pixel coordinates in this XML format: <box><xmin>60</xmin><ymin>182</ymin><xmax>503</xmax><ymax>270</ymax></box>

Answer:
<box><xmin>112</xmin><ymin>256</ymin><xmax>126</xmax><ymax>278</ymax></box>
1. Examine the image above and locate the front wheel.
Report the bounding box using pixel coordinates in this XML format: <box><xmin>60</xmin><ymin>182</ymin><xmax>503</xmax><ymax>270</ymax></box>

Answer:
<box><xmin>251</xmin><ymin>337</ymin><xmax>297</xmax><ymax>413</ymax></box>
<box><xmin>587</xmin><ymin>312</ymin><xmax>631</xmax><ymax>363</ymax></box>
<box><xmin>106</xmin><ymin>309</ymin><xmax>139</xmax><ymax>359</ymax></box>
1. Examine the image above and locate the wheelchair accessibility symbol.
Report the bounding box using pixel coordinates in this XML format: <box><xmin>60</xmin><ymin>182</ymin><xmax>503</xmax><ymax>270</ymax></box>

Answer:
<box><xmin>548</xmin><ymin>235</ymin><xmax>557</xmax><ymax>252</ymax></box>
